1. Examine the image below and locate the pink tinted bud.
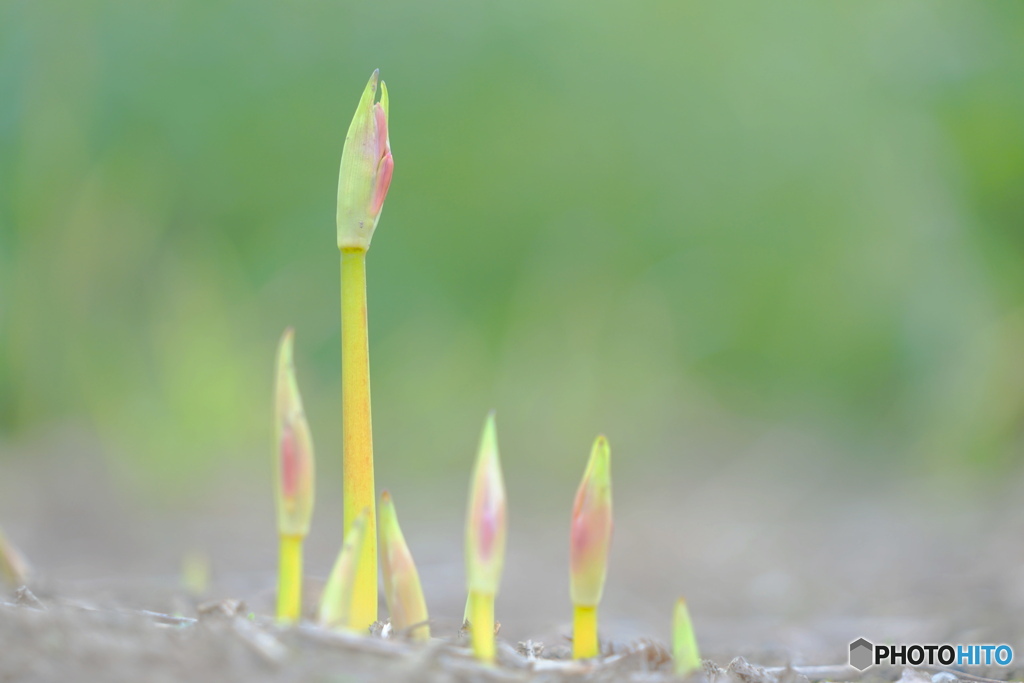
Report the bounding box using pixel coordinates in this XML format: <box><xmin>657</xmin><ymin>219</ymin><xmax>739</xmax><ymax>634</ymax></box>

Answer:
<box><xmin>280</xmin><ymin>423</ymin><xmax>299</xmax><ymax>499</ymax></box>
<box><xmin>465</xmin><ymin>412</ymin><xmax>507</xmax><ymax>596</ymax></box>
<box><xmin>570</xmin><ymin>435</ymin><xmax>612</xmax><ymax>607</ymax></box>
<box><xmin>274</xmin><ymin>328</ymin><xmax>315</xmax><ymax>536</ymax></box>
<box><xmin>337</xmin><ymin>70</ymin><xmax>394</xmax><ymax>251</ymax></box>
<box><xmin>476</xmin><ymin>485</ymin><xmax>500</xmax><ymax>560</ymax></box>
<box><xmin>371</xmin><ymin>148</ymin><xmax>393</xmax><ymax>217</ymax></box>
<box><xmin>374</xmin><ymin>104</ymin><xmax>389</xmax><ymax>159</ymax></box>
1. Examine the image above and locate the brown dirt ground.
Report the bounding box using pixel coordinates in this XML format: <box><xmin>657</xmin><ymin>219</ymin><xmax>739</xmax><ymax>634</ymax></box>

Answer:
<box><xmin>3</xmin><ymin>428</ymin><xmax>1024</xmax><ymax>682</ymax></box>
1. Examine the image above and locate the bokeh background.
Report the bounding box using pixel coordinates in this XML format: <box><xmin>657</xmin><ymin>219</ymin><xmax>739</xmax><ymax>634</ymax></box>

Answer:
<box><xmin>4</xmin><ymin>0</ymin><xmax>1024</xmax><ymax>490</ymax></box>
<box><xmin>3</xmin><ymin>0</ymin><xmax>1024</xmax><ymax>651</ymax></box>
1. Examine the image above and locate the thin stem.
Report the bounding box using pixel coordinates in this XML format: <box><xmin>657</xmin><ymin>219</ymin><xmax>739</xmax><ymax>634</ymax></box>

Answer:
<box><xmin>340</xmin><ymin>248</ymin><xmax>377</xmax><ymax>629</ymax></box>
<box><xmin>572</xmin><ymin>604</ymin><xmax>599</xmax><ymax>659</ymax></box>
<box><xmin>469</xmin><ymin>590</ymin><xmax>495</xmax><ymax>664</ymax></box>
<box><xmin>276</xmin><ymin>533</ymin><xmax>303</xmax><ymax>623</ymax></box>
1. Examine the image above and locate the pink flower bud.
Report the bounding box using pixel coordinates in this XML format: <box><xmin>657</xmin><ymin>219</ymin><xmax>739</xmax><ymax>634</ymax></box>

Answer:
<box><xmin>570</xmin><ymin>435</ymin><xmax>612</xmax><ymax>607</ymax></box>
<box><xmin>465</xmin><ymin>412</ymin><xmax>507</xmax><ymax>596</ymax></box>
<box><xmin>337</xmin><ymin>69</ymin><xmax>393</xmax><ymax>251</ymax></box>
<box><xmin>274</xmin><ymin>328</ymin><xmax>315</xmax><ymax>536</ymax></box>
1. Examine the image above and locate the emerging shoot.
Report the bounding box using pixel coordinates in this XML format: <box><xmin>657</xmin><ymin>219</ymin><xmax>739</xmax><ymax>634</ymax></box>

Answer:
<box><xmin>274</xmin><ymin>328</ymin><xmax>315</xmax><ymax>623</ymax></box>
<box><xmin>319</xmin><ymin>508</ymin><xmax>371</xmax><ymax>631</ymax></box>
<box><xmin>337</xmin><ymin>68</ymin><xmax>393</xmax><ymax>252</ymax></box>
<box><xmin>379</xmin><ymin>491</ymin><xmax>430</xmax><ymax>641</ymax></box>
<box><xmin>570</xmin><ymin>435</ymin><xmax>612</xmax><ymax>659</ymax></box>
<box><xmin>464</xmin><ymin>412</ymin><xmax>507</xmax><ymax>663</ymax></box>
<box><xmin>181</xmin><ymin>550</ymin><xmax>210</xmax><ymax>597</ymax></box>
<box><xmin>338</xmin><ymin>68</ymin><xmax>394</xmax><ymax>630</ymax></box>
<box><xmin>673</xmin><ymin>597</ymin><xmax>702</xmax><ymax>677</ymax></box>
<box><xmin>0</xmin><ymin>525</ymin><xmax>30</xmax><ymax>586</ymax></box>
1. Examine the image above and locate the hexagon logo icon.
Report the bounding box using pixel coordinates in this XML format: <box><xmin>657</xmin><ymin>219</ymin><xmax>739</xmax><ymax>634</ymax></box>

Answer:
<box><xmin>849</xmin><ymin>638</ymin><xmax>874</xmax><ymax>670</ymax></box>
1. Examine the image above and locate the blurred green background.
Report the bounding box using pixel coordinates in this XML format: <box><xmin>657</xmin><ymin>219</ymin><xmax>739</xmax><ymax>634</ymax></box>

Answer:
<box><xmin>2</xmin><ymin>0</ymin><xmax>1023</xmax><ymax>497</ymax></box>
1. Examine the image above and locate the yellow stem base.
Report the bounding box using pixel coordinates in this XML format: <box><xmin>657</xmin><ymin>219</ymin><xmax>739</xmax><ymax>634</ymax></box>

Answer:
<box><xmin>573</xmin><ymin>604</ymin><xmax>599</xmax><ymax>659</ymax></box>
<box><xmin>277</xmin><ymin>533</ymin><xmax>304</xmax><ymax>623</ymax></box>
<box><xmin>341</xmin><ymin>248</ymin><xmax>377</xmax><ymax>630</ymax></box>
<box><xmin>469</xmin><ymin>590</ymin><xmax>496</xmax><ymax>664</ymax></box>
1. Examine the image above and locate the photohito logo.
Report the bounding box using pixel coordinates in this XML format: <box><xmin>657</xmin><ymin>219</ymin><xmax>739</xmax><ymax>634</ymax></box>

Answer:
<box><xmin>849</xmin><ymin>639</ymin><xmax>1014</xmax><ymax>671</ymax></box>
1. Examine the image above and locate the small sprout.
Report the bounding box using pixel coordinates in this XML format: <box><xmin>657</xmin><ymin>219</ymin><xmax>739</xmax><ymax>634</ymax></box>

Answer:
<box><xmin>464</xmin><ymin>412</ymin><xmax>507</xmax><ymax>663</ymax></box>
<box><xmin>673</xmin><ymin>597</ymin><xmax>702</xmax><ymax>677</ymax></box>
<box><xmin>181</xmin><ymin>550</ymin><xmax>210</xmax><ymax>596</ymax></box>
<box><xmin>337</xmin><ymin>69</ymin><xmax>394</xmax><ymax>251</ymax></box>
<box><xmin>319</xmin><ymin>508</ymin><xmax>371</xmax><ymax>631</ymax></box>
<box><xmin>570</xmin><ymin>435</ymin><xmax>612</xmax><ymax>659</ymax></box>
<box><xmin>379</xmin><ymin>491</ymin><xmax>430</xmax><ymax>641</ymax></box>
<box><xmin>0</xmin><ymin>525</ymin><xmax>30</xmax><ymax>586</ymax></box>
<box><xmin>274</xmin><ymin>328</ymin><xmax>315</xmax><ymax>623</ymax></box>
<box><xmin>275</xmin><ymin>328</ymin><xmax>315</xmax><ymax>536</ymax></box>
<box><xmin>465</xmin><ymin>413</ymin><xmax>507</xmax><ymax>597</ymax></box>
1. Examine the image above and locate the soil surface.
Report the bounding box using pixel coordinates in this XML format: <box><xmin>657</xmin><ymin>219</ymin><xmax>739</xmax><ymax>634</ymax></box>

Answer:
<box><xmin>2</xmin><ymin>430</ymin><xmax>1023</xmax><ymax>682</ymax></box>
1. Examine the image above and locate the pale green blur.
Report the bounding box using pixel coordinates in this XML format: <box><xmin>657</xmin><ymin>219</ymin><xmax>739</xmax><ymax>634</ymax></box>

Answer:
<box><xmin>2</xmin><ymin>1</ymin><xmax>1023</xmax><ymax>492</ymax></box>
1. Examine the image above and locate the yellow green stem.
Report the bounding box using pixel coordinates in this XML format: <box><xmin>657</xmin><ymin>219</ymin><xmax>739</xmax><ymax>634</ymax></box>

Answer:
<box><xmin>276</xmin><ymin>533</ymin><xmax>304</xmax><ymax>623</ymax></box>
<box><xmin>341</xmin><ymin>248</ymin><xmax>377</xmax><ymax>630</ymax></box>
<box><xmin>573</xmin><ymin>604</ymin><xmax>599</xmax><ymax>659</ymax></box>
<box><xmin>469</xmin><ymin>590</ymin><xmax>495</xmax><ymax>663</ymax></box>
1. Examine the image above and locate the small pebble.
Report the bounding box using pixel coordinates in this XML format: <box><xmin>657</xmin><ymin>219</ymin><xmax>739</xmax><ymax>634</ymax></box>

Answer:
<box><xmin>13</xmin><ymin>586</ymin><xmax>44</xmax><ymax>610</ymax></box>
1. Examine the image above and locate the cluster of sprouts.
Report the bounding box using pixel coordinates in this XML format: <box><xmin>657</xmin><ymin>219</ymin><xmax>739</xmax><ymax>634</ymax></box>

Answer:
<box><xmin>268</xmin><ymin>70</ymin><xmax>702</xmax><ymax>673</ymax></box>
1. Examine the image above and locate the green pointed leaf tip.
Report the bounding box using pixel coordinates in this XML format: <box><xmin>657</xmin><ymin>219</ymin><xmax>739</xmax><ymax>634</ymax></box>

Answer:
<box><xmin>379</xmin><ymin>491</ymin><xmax>430</xmax><ymax>639</ymax></box>
<box><xmin>319</xmin><ymin>508</ymin><xmax>370</xmax><ymax>629</ymax></box>
<box><xmin>275</xmin><ymin>327</ymin><xmax>315</xmax><ymax>536</ymax></box>
<box><xmin>673</xmin><ymin>598</ymin><xmax>702</xmax><ymax>677</ymax></box>
<box><xmin>465</xmin><ymin>412</ymin><xmax>507</xmax><ymax>595</ymax></box>
<box><xmin>570</xmin><ymin>435</ymin><xmax>612</xmax><ymax>606</ymax></box>
<box><xmin>337</xmin><ymin>69</ymin><xmax>394</xmax><ymax>251</ymax></box>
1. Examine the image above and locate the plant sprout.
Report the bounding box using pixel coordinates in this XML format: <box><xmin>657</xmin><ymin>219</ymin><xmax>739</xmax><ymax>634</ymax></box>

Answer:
<box><xmin>379</xmin><ymin>491</ymin><xmax>430</xmax><ymax>641</ymax></box>
<box><xmin>673</xmin><ymin>597</ymin><xmax>702</xmax><ymax>677</ymax></box>
<box><xmin>0</xmin><ymin>524</ymin><xmax>30</xmax><ymax>586</ymax></box>
<box><xmin>337</xmin><ymin>68</ymin><xmax>394</xmax><ymax>630</ymax></box>
<box><xmin>180</xmin><ymin>550</ymin><xmax>210</xmax><ymax>597</ymax></box>
<box><xmin>570</xmin><ymin>435</ymin><xmax>612</xmax><ymax>659</ymax></box>
<box><xmin>464</xmin><ymin>412</ymin><xmax>507</xmax><ymax>663</ymax></box>
<box><xmin>274</xmin><ymin>328</ymin><xmax>315</xmax><ymax>623</ymax></box>
<box><xmin>319</xmin><ymin>507</ymin><xmax>371</xmax><ymax>631</ymax></box>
